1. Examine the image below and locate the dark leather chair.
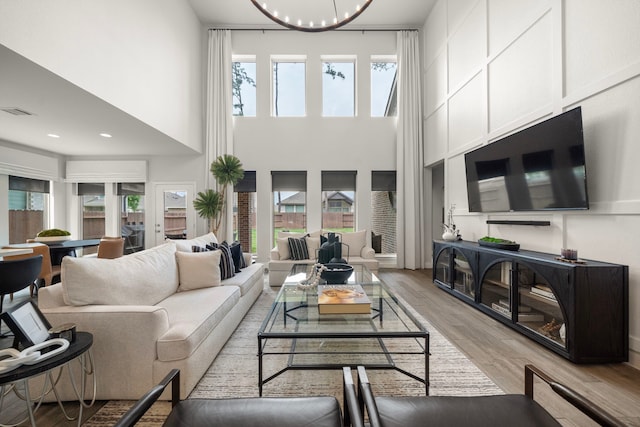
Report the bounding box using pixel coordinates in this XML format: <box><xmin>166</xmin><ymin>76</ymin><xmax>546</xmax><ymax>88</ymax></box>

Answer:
<box><xmin>115</xmin><ymin>367</ymin><xmax>363</xmax><ymax>427</ymax></box>
<box><xmin>356</xmin><ymin>364</ymin><xmax>625</xmax><ymax>427</ymax></box>
<box><xmin>0</xmin><ymin>255</ymin><xmax>43</xmax><ymax>336</ymax></box>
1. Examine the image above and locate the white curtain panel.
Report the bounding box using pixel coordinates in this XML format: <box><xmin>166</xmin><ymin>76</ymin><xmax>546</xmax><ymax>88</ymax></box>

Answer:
<box><xmin>206</xmin><ymin>29</ymin><xmax>233</xmax><ymax>241</ymax></box>
<box><xmin>397</xmin><ymin>30</ymin><xmax>424</xmax><ymax>270</ymax></box>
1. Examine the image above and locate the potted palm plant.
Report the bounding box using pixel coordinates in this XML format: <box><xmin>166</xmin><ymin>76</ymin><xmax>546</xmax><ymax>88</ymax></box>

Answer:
<box><xmin>193</xmin><ymin>154</ymin><xmax>244</xmax><ymax>234</ymax></box>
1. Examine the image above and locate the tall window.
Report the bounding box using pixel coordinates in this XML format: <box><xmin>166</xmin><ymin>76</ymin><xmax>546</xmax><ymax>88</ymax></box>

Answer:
<box><xmin>8</xmin><ymin>175</ymin><xmax>49</xmax><ymax>243</ymax></box>
<box><xmin>322</xmin><ymin>59</ymin><xmax>355</xmax><ymax>117</ymax></box>
<box><xmin>272</xmin><ymin>57</ymin><xmax>306</xmax><ymax>117</ymax></box>
<box><xmin>234</xmin><ymin>171</ymin><xmax>257</xmax><ymax>254</ymax></box>
<box><xmin>272</xmin><ymin>171</ymin><xmax>307</xmax><ymax>244</ymax></box>
<box><xmin>321</xmin><ymin>171</ymin><xmax>356</xmax><ymax>233</ymax></box>
<box><xmin>232</xmin><ymin>58</ymin><xmax>256</xmax><ymax>117</ymax></box>
<box><xmin>77</xmin><ymin>183</ymin><xmax>105</xmax><ymax>253</ymax></box>
<box><xmin>371</xmin><ymin>171</ymin><xmax>397</xmax><ymax>255</ymax></box>
<box><xmin>371</xmin><ymin>58</ymin><xmax>397</xmax><ymax>117</ymax></box>
<box><xmin>118</xmin><ymin>183</ymin><xmax>145</xmax><ymax>254</ymax></box>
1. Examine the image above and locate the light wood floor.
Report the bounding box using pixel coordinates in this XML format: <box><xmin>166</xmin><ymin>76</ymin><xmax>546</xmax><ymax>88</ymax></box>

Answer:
<box><xmin>1</xmin><ymin>269</ymin><xmax>639</xmax><ymax>426</ymax></box>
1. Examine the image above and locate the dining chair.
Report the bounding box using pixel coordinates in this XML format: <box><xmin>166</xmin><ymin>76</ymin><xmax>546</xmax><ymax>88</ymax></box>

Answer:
<box><xmin>2</xmin><ymin>243</ymin><xmax>61</xmax><ymax>296</ymax></box>
<box><xmin>0</xmin><ymin>255</ymin><xmax>43</xmax><ymax>337</ymax></box>
<box><xmin>97</xmin><ymin>237</ymin><xmax>125</xmax><ymax>259</ymax></box>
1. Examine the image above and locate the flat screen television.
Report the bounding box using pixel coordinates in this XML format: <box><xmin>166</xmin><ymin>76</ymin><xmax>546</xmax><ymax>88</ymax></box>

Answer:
<box><xmin>465</xmin><ymin>107</ymin><xmax>588</xmax><ymax>212</ymax></box>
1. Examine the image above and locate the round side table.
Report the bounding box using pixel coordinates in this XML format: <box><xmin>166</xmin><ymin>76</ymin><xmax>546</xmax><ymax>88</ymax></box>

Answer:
<box><xmin>0</xmin><ymin>331</ymin><xmax>95</xmax><ymax>427</ymax></box>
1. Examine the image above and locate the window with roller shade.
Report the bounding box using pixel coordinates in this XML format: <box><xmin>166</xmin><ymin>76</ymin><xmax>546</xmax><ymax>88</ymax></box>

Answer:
<box><xmin>322</xmin><ymin>171</ymin><xmax>356</xmax><ymax>232</ymax></box>
<box><xmin>8</xmin><ymin>175</ymin><xmax>50</xmax><ymax>244</ymax></box>
<box><xmin>76</xmin><ymin>183</ymin><xmax>105</xmax><ymax>241</ymax></box>
<box><xmin>272</xmin><ymin>171</ymin><xmax>307</xmax><ymax>244</ymax></box>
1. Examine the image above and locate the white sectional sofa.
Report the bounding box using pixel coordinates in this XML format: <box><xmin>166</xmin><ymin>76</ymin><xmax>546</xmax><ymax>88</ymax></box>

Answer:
<box><xmin>38</xmin><ymin>233</ymin><xmax>263</xmax><ymax>400</ymax></box>
<box><xmin>268</xmin><ymin>229</ymin><xmax>379</xmax><ymax>286</ymax></box>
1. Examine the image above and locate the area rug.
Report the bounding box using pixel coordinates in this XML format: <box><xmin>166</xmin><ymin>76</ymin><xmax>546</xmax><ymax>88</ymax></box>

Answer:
<box><xmin>86</xmin><ymin>284</ymin><xmax>502</xmax><ymax>425</ymax></box>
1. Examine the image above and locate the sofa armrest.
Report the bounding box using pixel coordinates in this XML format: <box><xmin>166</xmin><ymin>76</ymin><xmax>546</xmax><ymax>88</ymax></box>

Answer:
<box><xmin>243</xmin><ymin>252</ymin><xmax>253</xmax><ymax>265</ymax></box>
<box><xmin>360</xmin><ymin>246</ymin><xmax>375</xmax><ymax>259</ymax></box>
<box><xmin>270</xmin><ymin>246</ymin><xmax>282</xmax><ymax>261</ymax></box>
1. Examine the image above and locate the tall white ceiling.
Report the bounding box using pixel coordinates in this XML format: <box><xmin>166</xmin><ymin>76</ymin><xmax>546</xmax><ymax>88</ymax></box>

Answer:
<box><xmin>0</xmin><ymin>1</ymin><xmax>435</xmax><ymax>157</ymax></box>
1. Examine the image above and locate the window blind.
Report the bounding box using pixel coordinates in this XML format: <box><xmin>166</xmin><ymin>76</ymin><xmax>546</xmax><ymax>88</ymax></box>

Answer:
<box><xmin>272</xmin><ymin>171</ymin><xmax>307</xmax><ymax>191</ymax></box>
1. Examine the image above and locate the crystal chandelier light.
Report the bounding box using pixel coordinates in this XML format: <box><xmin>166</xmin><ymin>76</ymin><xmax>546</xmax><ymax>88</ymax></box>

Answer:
<box><xmin>250</xmin><ymin>0</ymin><xmax>373</xmax><ymax>32</ymax></box>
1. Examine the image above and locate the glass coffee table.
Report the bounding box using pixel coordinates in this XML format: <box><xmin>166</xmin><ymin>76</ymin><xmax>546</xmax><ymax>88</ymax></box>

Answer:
<box><xmin>258</xmin><ymin>264</ymin><xmax>429</xmax><ymax>396</ymax></box>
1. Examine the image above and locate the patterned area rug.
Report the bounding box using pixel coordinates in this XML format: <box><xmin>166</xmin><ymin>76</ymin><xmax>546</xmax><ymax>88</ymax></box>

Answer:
<box><xmin>86</xmin><ymin>285</ymin><xmax>502</xmax><ymax>425</ymax></box>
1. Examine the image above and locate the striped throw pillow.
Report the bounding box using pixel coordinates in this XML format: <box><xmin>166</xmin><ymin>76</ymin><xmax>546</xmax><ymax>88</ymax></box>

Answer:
<box><xmin>207</xmin><ymin>243</ymin><xmax>235</xmax><ymax>280</ymax></box>
<box><xmin>288</xmin><ymin>237</ymin><xmax>309</xmax><ymax>260</ymax></box>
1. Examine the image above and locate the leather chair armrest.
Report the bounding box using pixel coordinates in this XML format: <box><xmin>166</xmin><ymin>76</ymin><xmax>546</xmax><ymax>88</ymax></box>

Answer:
<box><xmin>114</xmin><ymin>369</ymin><xmax>180</xmax><ymax>427</ymax></box>
<box><xmin>356</xmin><ymin>366</ymin><xmax>383</xmax><ymax>427</ymax></box>
<box><xmin>343</xmin><ymin>367</ymin><xmax>365</xmax><ymax>427</ymax></box>
<box><xmin>524</xmin><ymin>364</ymin><xmax>625</xmax><ymax>427</ymax></box>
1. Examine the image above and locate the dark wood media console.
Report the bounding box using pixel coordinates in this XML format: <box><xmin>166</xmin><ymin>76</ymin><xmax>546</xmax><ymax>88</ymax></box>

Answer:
<box><xmin>433</xmin><ymin>240</ymin><xmax>628</xmax><ymax>363</ymax></box>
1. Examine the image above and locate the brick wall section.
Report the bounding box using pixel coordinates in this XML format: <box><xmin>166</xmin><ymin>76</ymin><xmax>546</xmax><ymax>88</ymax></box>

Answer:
<box><xmin>371</xmin><ymin>191</ymin><xmax>397</xmax><ymax>253</ymax></box>
<box><xmin>237</xmin><ymin>192</ymin><xmax>252</xmax><ymax>251</ymax></box>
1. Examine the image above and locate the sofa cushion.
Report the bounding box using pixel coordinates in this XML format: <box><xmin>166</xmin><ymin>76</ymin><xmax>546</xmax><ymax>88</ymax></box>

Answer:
<box><xmin>156</xmin><ymin>286</ymin><xmax>240</xmax><ymax>361</ymax></box>
<box><xmin>61</xmin><ymin>242</ymin><xmax>179</xmax><ymax>306</ymax></box>
<box><xmin>341</xmin><ymin>230</ymin><xmax>367</xmax><ymax>257</ymax></box>
<box><xmin>222</xmin><ymin>262</ymin><xmax>264</xmax><ymax>296</ymax></box>
<box><xmin>176</xmin><ymin>250</ymin><xmax>222</xmax><ymax>291</ymax></box>
<box><xmin>172</xmin><ymin>232</ymin><xmax>218</xmax><ymax>253</ymax></box>
<box><xmin>288</xmin><ymin>236</ymin><xmax>309</xmax><ymax>260</ymax></box>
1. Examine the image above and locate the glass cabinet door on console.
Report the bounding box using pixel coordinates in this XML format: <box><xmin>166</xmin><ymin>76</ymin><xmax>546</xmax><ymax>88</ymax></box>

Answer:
<box><xmin>515</xmin><ymin>263</ymin><xmax>567</xmax><ymax>350</ymax></box>
<box><xmin>434</xmin><ymin>247</ymin><xmax>450</xmax><ymax>285</ymax></box>
<box><xmin>433</xmin><ymin>242</ymin><xmax>476</xmax><ymax>301</ymax></box>
<box><xmin>452</xmin><ymin>251</ymin><xmax>474</xmax><ymax>299</ymax></box>
<box><xmin>480</xmin><ymin>262</ymin><xmax>512</xmax><ymax>320</ymax></box>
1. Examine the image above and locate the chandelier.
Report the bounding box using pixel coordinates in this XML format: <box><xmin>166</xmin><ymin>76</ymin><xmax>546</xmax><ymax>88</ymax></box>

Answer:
<box><xmin>250</xmin><ymin>0</ymin><xmax>373</xmax><ymax>32</ymax></box>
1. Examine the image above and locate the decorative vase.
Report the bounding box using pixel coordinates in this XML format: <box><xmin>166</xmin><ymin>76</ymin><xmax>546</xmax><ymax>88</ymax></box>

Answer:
<box><xmin>442</xmin><ymin>230</ymin><xmax>457</xmax><ymax>241</ymax></box>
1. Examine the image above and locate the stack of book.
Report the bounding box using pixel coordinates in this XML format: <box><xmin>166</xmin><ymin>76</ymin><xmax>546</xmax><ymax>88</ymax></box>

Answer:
<box><xmin>317</xmin><ymin>284</ymin><xmax>371</xmax><ymax>314</ymax></box>
<box><xmin>530</xmin><ymin>284</ymin><xmax>556</xmax><ymax>300</ymax></box>
<box><xmin>491</xmin><ymin>299</ymin><xmax>544</xmax><ymax>322</ymax></box>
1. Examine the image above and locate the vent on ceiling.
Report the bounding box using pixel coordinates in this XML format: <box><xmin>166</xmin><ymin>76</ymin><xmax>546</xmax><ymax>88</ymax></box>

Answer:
<box><xmin>0</xmin><ymin>107</ymin><xmax>35</xmax><ymax>116</ymax></box>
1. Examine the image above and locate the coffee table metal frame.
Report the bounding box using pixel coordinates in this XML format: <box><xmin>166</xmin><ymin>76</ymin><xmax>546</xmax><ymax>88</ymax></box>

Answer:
<box><xmin>258</xmin><ymin>265</ymin><xmax>429</xmax><ymax>396</ymax></box>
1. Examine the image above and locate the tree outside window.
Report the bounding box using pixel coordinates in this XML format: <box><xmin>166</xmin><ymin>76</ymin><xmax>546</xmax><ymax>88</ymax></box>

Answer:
<box><xmin>272</xmin><ymin>60</ymin><xmax>306</xmax><ymax>117</ymax></box>
<box><xmin>371</xmin><ymin>60</ymin><xmax>397</xmax><ymax>117</ymax></box>
<box><xmin>232</xmin><ymin>61</ymin><xmax>256</xmax><ymax>117</ymax></box>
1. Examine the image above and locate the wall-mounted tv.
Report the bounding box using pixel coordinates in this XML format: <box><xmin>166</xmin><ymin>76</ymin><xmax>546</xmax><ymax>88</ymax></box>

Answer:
<box><xmin>465</xmin><ymin>107</ymin><xmax>588</xmax><ymax>213</ymax></box>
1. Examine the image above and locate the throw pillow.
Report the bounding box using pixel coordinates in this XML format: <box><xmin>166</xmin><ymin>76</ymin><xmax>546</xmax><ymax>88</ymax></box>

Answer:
<box><xmin>207</xmin><ymin>242</ymin><xmax>235</xmax><ymax>280</ymax></box>
<box><xmin>288</xmin><ymin>236</ymin><xmax>309</xmax><ymax>260</ymax></box>
<box><xmin>306</xmin><ymin>236</ymin><xmax>321</xmax><ymax>260</ymax></box>
<box><xmin>276</xmin><ymin>237</ymin><xmax>291</xmax><ymax>260</ymax></box>
<box><xmin>340</xmin><ymin>229</ymin><xmax>367</xmax><ymax>258</ymax></box>
<box><xmin>226</xmin><ymin>241</ymin><xmax>246</xmax><ymax>272</ymax></box>
<box><xmin>61</xmin><ymin>242</ymin><xmax>179</xmax><ymax>306</ymax></box>
<box><xmin>175</xmin><ymin>250</ymin><xmax>222</xmax><ymax>291</ymax></box>
<box><xmin>172</xmin><ymin>232</ymin><xmax>218</xmax><ymax>252</ymax></box>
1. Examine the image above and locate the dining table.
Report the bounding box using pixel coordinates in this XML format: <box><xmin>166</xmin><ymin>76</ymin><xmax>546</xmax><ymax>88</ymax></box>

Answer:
<box><xmin>41</xmin><ymin>239</ymin><xmax>101</xmax><ymax>265</ymax></box>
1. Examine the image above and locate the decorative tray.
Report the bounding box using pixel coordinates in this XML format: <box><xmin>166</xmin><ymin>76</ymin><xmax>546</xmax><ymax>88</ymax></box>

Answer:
<box><xmin>478</xmin><ymin>240</ymin><xmax>520</xmax><ymax>251</ymax></box>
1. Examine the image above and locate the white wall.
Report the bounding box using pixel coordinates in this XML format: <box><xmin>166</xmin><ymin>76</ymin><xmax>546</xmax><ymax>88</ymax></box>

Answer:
<box><xmin>0</xmin><ymin>0</ymin><xmax>203</xmax><ymax>151</ymax></box>
<box><xmin>230</xmin><ymin>31</ymin><xmax>398</xmax><ymax>261</ymax></box>
<box><xmin>423</xmin><ymin>0</ymin><xmax>640</xmax><ymax>367</ymax></box>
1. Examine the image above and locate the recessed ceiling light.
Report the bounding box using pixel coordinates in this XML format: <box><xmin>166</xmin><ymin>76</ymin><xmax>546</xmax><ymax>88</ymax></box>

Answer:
<box><xmin>47</xmin><ymin>133</ymin><xmax>60</xmax><ymax>138</ymax></box>
<box><xmin>99</xmin><ymin>133</ymin><xmax>112</xmax><ymax>138</ymax></box>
